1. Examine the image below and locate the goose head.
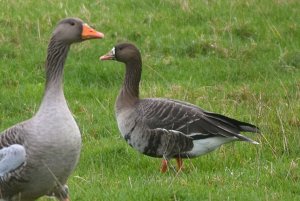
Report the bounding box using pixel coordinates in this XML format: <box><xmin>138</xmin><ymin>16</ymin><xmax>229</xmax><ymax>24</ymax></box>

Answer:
<box><xmin>52</xmin><ymin>18</ymin><xmax>104</xmax><ymax>44</ymax></box>
<box><xmin>100</xmin><ymin>43</ymin><xmax>141</xmax><ymax>64</ymax></box>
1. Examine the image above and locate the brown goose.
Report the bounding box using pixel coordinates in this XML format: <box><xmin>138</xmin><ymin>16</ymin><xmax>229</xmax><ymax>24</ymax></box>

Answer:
<box><xmin>100</xmin><ymin>43</ymin><xmax>260</xmax><ymax>173</ymax></box>
<box><xmin>0</xmin><ymin>18</ymin><xmax>104</xmax><ymax>200</ymax></box>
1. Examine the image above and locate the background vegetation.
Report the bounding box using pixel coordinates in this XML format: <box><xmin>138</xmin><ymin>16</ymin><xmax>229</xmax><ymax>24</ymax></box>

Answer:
<box><xmin>0</xmin><ymin>0</ymin><xmax>299</xmax><ymax>200</ymax></box>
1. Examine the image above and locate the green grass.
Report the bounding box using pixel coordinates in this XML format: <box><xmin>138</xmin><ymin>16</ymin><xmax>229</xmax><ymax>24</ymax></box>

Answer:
<box><xmin>0</xmin><ymin>0</ymin><xmax>299</xmax><ymax>200</ymax></box>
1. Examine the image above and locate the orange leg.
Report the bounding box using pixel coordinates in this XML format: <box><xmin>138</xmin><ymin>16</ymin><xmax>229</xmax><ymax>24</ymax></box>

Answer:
<box><xmin>58</xmin><ymin>185</ymin><xmax>70</xmax><ymax>201</ymax></box>
<box><xmin>176</xmin><ymin>158</ymin><xmax>184</xmax><ymax>171</ymax></box>
<box><xmin>160</xmin><ymin>159</ymin><xmax>168</xmax><ymax>173</ymax></box>
<box><xmin>58</xmin><ymin>195</ymin><xmax>70</xmax><ymax>201</ymax></box>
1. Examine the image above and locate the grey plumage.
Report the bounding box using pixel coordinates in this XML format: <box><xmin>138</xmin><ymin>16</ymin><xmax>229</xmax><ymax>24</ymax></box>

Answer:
<box><xmin>0</xmin><ymin>18</ymin><xmax>103</xmax><ymax>200</ymax></box>
<box><xmin>100</xmin><ymin>43</ymin><xmax>260</xmax><ymax>172</ymax></box>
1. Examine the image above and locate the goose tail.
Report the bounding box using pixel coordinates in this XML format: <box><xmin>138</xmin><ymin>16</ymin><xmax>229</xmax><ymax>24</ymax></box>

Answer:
<box><xmin>204</xmin><ymin>111</ymin><xmax>260</xmax><ymax>133</ymax></box>
<box><xmin>203</xmin><ymin>111</ymin><xmax>260</xmax><ymax>144</ymax></box>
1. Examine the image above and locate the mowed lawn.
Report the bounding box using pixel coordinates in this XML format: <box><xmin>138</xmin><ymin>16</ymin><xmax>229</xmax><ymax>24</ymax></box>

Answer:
<box><xmin>0</xmin><ymin>0</ymin><xmax>299</xmax><ymax>200</ymax></box>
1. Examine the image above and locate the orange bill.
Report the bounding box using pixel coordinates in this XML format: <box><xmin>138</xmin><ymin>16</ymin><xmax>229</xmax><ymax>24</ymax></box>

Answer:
<box><xmin>82</xmin><ymin>23</ymin><xmax>104</xmax><ymax>40</ymax></box>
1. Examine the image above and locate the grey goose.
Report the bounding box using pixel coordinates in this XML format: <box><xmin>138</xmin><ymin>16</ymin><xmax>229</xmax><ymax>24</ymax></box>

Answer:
<box><xmin>0</xmin><ymin>18</ymin><xmax>104</xmax><ymax>200</ymax></box>
<box><xmin>100</xmin><ymin>43</ymin><xmax>260</xmax><ymax>173</ymax></box>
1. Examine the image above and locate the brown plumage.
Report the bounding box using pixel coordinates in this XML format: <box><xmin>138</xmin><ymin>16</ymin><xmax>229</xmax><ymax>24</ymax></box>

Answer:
<box><xmin>100</xmin><ymin>43</ymin><xmax>260</xmax><ymax>173</ymax></box>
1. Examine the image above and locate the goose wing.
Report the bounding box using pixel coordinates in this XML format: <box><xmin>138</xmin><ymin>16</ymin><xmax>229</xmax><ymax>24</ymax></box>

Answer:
<box><xmin>137</xmin><ymin>98</ymin><xmax>259</xmax><ymax>143</ymax></box>
<box><xmin>0</xmin><ymin>125</ymin><xmax>26</xmax><ymax>177</ymax></box>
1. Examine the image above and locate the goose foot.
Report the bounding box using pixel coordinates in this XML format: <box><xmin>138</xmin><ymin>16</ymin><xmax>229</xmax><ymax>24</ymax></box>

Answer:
<box><xmin>47</xmin><ymin>184</ymin><xmax>70</xmax><ymax>201</ymax></box>
<box><xmin>57</xmin><ymin>185</ymin><xmax>69</xmax><ymax>201</ymax></box>
<box><xmin>61</xmin><ymin>197</ymin><xmax>70</xmax><ymax>201</ymax></box>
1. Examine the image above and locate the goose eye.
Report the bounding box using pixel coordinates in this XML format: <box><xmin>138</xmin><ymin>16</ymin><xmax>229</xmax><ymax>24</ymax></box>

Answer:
<box><xmin>70</xmin><ymin>22</ymin><xmax>75</xmax><ymax>26</ymax></box>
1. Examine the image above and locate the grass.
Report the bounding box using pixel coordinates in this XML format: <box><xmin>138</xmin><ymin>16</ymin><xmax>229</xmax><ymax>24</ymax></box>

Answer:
<box><xmin>0</xmin><ymin>0</ymin><xmax>299</xmax><ymax>200</ymax></box>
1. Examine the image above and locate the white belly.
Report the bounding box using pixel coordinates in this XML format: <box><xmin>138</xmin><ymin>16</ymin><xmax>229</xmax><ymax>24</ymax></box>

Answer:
<box><xmin>188</xmin><ymin>136</ymin><xmax>236</xmax><ymax>157</ymax></box>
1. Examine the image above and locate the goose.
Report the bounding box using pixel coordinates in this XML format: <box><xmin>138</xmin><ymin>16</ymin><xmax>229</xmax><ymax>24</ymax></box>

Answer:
<box><xmin>100</xmin><ymin>43</ymin><xmax>260</xmax><ymax>173</ymax></box>
<box><xmin>0</xmin><ymin>18</ymin><xmax>104</xmax><ymax>200</ymax></box>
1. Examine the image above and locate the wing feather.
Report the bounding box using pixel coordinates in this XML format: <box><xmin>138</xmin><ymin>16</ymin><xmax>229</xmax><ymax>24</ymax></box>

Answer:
<box><xmin>0</xmin><ymin>144</ymin><xmax>26</xmax><ymax>176</ymax></box>
<box><xmin>137</xmin><ymin>98</ymin><xmax>259</xmax><ymax>142</ymax></box>
<box><xmin>0</xmin><ymin>125</ymin><xmax>26</xmax><ymax>176</ymax></box>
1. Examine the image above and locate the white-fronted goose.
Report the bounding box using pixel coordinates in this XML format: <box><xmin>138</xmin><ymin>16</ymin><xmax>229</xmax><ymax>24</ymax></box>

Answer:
<box><xmin>100</xmin><ymin>43</ymin><xmax>260</xmax><ymax>173</ymax></box>
<box><xmin>0</xmin><ymin>18</ymin><xmax>104</xmax><ymax>200</ymax></box>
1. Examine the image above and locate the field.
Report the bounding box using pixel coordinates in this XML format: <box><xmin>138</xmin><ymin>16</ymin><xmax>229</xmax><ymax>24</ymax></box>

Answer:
<box><xmin>0</xmin><ymin>0</ymin><xmax>299</xmax><ymax>200</ymax></box>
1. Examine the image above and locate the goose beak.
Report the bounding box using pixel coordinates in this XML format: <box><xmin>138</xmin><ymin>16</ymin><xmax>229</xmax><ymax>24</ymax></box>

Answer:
<box><xmin>81</xmin><ymin>24</ymin><xmax>104</xmax><ymax>40</ymax></box>
<box><xmin>100</xmin><ymin>47</ymin><xmax>115</xmax><ymax>60</ymax></box>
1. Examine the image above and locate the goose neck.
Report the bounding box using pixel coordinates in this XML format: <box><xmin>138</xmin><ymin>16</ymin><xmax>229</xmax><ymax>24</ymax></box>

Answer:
<box><xmin>44</xmin><ymin>39</ymin><xmax>70</xmax><ymax>95</ymax></box>
<box><xmin>116</xmin><ymin>60</ymin><xmax>141</xmax><ymax>109</ymax></box>
<box><xmin>123</xmin><ymin>61</ymin><xmax>141</xmax><ymax>98</ymax></box>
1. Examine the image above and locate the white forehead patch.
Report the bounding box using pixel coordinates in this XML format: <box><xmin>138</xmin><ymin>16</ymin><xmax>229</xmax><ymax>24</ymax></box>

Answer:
<box><xmin>111</xmin><ymin>47</ymin><xmax>115</xmax><ymax>56</ymax></box>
